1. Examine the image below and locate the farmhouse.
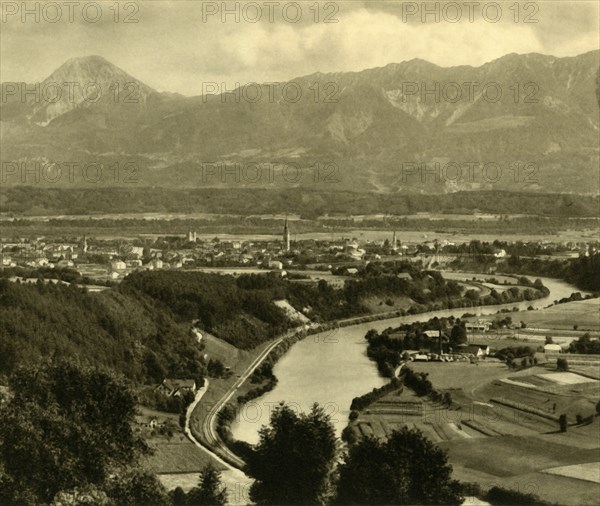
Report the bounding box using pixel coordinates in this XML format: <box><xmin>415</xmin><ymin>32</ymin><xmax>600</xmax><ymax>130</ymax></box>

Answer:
<box><xmin>110</xmin><ymin>260</ymin><xmax>126</xmax><ymax>271</ymax></box>
<box><xmin>461</xmin><ymin>344</ymin><xmax>489</xmax><ymax>358</ymax></box>
<box><xmin>156</xmin><ymin>378</ymin><xmax>197</xmax><ymax>397</ymax></box>
<box><xmin>465</xmin><ymin>321</ymin><xmax>491</xmax><ymax>332</ymax></box>
<box><xmin>471</xmin><ymin>343</ymin><xmax>491</xmax><ymax>356</ymax></box>
<box><xmin>544</xmin><ymin>343</ymin><xmax>563</xmax><ymax>354</ymax></box>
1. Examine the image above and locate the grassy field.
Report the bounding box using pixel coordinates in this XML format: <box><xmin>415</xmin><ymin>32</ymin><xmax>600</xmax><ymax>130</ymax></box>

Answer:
<box><xmin>440</xmin><ymin>432</ymin><xmax>600</xmax><ymax>505</ymax></box>
<box><xmin>507</xmin><ymin>298</ymin><xmax>600</xmax><ymax>331</ymax></box>
<box><xmin>143</xmin><ymin>441</ymin><xmax>221</xmax><ymax>474</ymax></box>
<box><xmin>202</xmin><ymin>332</ymin><xmax>247</xmax><ymax>368</ymax></box>
<box><xmin>347</xmin><ymin>360</ymin><xmax>600</xmax><ymax>505</ymax></box>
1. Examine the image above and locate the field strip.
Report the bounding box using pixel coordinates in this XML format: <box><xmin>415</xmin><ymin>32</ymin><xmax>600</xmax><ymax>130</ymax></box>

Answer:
<box><xmin>448</xmin><ymin>422</ymin><xmax>472</xmax><ymax>438</ymax></box>
<box><xmin>543</xmin><ymin>462</ymin><xmax>600</xmax><ymax>484</ymax></box>
<box><xmin>536</xmin><ymin>372</ymin><xmax>599</xmax><ymax>385</ymax></box>
<box><xmin>500</xmin><ymin>378</ymin><xmax>537</xmax><ymax>389</ymax></box>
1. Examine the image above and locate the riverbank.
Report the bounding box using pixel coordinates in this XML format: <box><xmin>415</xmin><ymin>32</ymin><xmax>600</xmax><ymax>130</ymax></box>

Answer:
<box><xmin>228</xmin><ymin>274</ymin><xmax>582</xmax><ymax>447</ymax></box>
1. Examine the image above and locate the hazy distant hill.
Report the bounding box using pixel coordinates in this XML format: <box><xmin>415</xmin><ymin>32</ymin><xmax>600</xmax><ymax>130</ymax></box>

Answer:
<box><xmin>1</xmin><ymin>52</ymin><xmax>598</xmax><ymax>194</ymax></box>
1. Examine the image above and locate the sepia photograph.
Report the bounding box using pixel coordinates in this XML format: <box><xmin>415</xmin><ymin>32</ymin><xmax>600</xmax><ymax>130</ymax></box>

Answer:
<box><xmin>0</xmin><ymin>1</ymin><xmax>599</xmax><ymax>504</ymax></box>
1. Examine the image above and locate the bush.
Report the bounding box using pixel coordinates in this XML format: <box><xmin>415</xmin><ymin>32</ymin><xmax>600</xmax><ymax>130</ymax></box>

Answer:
<box><xmin>557</xmin><ymin>358</ymin><xmax>569</xmax><ymax>371</ymax></box>
<box><xmin>559</xmin><ymin>414</ymin><xmax>568</xmax><ymax>432</ymax></box>
<box><xmin>485</xmin><ymin>486</ymin><xmax>551</xmax><ymax>505</ymax></box>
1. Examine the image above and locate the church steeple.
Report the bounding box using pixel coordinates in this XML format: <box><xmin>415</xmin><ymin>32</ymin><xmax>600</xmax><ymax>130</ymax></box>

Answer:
<box><xmin>283</xmin><ymin>217</ymin><xmax>290</xmax><ymax>252</ymax></box>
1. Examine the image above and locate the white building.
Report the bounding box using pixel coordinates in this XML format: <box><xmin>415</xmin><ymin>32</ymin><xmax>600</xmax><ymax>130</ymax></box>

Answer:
<box><xmin>544</xmin><ymin>344</ymin><xmax>562</xmax><ymax>354</ymax></box>
<box><xmin>111</xmin><ymin>260</ymin><xmax>127</xmax><ymax>271</ymax></box>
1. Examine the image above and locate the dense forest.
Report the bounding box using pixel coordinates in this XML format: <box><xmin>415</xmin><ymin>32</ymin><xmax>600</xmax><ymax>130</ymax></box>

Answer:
<box><xmin>121</xmin><ymin>271</ymin><xmax>291</xmax><ymax>349</ymax></box>
<box><xmin>0</xmin><ymin>279</ymin><xmax>205</xmax><ymax>384</ymax></box>
<box><xmin>0</xmin><ymin>264</ymin><xmax>557</xmax><ymax>383</ymax></box>
<box><xmin>2</xmin><ymin>186</ymin><xmax>598</xmax><ymax>217</ymax></box>
<box><xmin>3</xmin><ymin>216</ymin><xmax>598</xmax><ymax>239</ymax></box>
<box><xmin>451</xmin><ymin>252</ymin><xmax>600</xmax><ymax>293</ymax></box>
<box><xmin>120</xmin><ymin>267</ymin><xmax>485</xmax><ymax>346</ymax></box>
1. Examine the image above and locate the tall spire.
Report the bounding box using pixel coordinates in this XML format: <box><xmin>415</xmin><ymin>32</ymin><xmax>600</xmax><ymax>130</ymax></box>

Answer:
<box><xmin>283</xmin><ymin>217</ymin><xmax>290</xmax><ymax>252</ymax></box>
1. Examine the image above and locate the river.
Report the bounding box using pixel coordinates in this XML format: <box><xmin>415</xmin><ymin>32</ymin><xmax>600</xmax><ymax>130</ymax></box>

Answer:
<box><xmin>230</xmin><ymin>274</ymin><xmax>586</xmax><ymax>444</ymax></box>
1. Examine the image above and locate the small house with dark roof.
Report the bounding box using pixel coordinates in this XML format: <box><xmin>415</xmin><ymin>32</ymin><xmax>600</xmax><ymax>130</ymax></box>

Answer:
<box><xmin>156</xmin><ymin>378</ymin><xmax>197</xmax><ymax>397</ymax></box>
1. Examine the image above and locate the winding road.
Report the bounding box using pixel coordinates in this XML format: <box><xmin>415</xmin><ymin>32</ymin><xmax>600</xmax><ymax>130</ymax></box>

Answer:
<box><xmin>187</xmin><ymin>326</ymin><xmax>308</xmax><ymax>470</ymax></box>
<box><xmin>201</xmin><ymin>331</ymin><xmax>293</xmax><ymax>468</ymax></box>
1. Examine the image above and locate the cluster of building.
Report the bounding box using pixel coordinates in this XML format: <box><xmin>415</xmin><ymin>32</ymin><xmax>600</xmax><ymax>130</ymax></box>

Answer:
<box><xmin>2</xmin><ymin>224</ymin><xmax>597</xmax><ymax>282</ymax></box>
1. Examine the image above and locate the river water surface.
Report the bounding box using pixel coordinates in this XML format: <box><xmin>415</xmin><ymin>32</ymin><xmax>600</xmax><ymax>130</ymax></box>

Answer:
<box><xmin>230</xmin><ymin>274</ymin><xmax>585</xmax><ymax>444</ymax></box>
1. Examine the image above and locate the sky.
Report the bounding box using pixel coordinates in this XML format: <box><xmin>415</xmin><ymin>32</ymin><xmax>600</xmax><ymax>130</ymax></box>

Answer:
<box><xmin>1</xmin><ymin>0</ymin><xmax>599</xmax><ymax>96</ymax></box>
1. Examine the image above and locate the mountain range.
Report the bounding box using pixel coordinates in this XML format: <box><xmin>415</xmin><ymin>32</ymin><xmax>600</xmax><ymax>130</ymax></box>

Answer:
<box><xmin>1</xmin><ymin>51</ymin><xmax>598</xmax><ymax>194</ymax></box>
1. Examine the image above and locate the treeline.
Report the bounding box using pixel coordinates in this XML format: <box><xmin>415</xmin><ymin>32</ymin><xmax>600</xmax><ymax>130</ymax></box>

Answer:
<box><xmin>402</xmin><ymin>367</ymin><xmax>436</xmax><ymax>397</ymax></box>
<box><xmin>347</xmin><ymin>367</ymin><xmax>452</xmax><ymax>418</ymax></box>
<box><xmin>121</xmin><ymin>271</ymin><xmax>290</xmax><ymax>349</ymax></box>
<box><xmin>494</xmin><ymin>346</ymin><xmax>536</xmax><ymax>362</ymax></box>
<box><xmin>345</xmin><ymin>265</ymin><xmax>462</xmax><ymax>305</ymax></box>
<box><xmin>462</xmin><ymin>483</ymin><xmax>558</xmax><ymax>506</ymax></box>
<box><xmin>0</xmin><ymin>266</ymin><xmax>114</xmax><ymax>286</ymax></box>
<box><xmin>568</xmin><ymin>334</ymin><xmax>600</xmax><ymax>354</ymax></box>
<box><xmin>452</xmin><ymin>252</ymin><xmax>600</xmax><ymax>293</ymax></box>
<box><xmin>350</xmin><ymin>378</ymin><xmax>403</xmax><ymax>411</ymax></box>
<box><xmin>502</xmin><ymin>254</ymin><xmax>600</xmax><ymax>293</ymax></box>
<box><xmin>121</xmin><ymin>271</ymin><xmax>368</xmax><ymax>347</ymax></box>
<box><xmin>121</xmin><ymin>269</ymin><xmax>484</xmax><ymax>348</ymax></box>
<box><xmin>3</xmin><ymin>186</ymin><xmax>598</xmax><ymax>217</ymax></box>
<box><xmin>238</xmin><ymin>363</ymin><xmax>279</xmax><ymax>405</ymax></box>
<box><xmin>0</xmin><ymin>279</ymin><xmax>205</xmax><ymax>384</ymax></box>
<box><xmin>5</xmin><ymin>216</ymin><xmax>598</xmax><ymax>238</ymax></box>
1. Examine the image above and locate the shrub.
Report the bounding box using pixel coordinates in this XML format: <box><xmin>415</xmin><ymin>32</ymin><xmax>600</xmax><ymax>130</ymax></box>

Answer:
<box><xmin>559</xmin><ymin>414</ymin><xmax>568</xmax><ymax>432</ymax></box>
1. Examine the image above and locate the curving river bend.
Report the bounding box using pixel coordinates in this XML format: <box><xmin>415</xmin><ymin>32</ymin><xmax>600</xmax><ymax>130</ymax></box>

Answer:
<box><xmin>231</xmin><ymin>274</ymin><xmax>585</xmax><ymax>444</ymax></box>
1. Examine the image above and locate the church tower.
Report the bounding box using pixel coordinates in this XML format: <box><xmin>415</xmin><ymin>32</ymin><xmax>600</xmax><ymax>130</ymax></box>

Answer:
<box><xmin>283</xmin><ymin>218</ymin><xmax>290</xmax><ymax>252</ymax></box>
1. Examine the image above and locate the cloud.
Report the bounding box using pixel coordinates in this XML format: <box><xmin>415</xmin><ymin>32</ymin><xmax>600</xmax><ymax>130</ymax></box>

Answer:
<box><xmin>1</xmin><ymin>0</ymin><xmax>598</xmax><ymax>96</ymax></box>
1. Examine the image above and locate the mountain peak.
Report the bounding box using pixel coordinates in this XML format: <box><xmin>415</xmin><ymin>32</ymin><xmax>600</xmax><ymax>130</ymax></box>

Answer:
<box><xmin>65</xmin><ymin>54</ymin><xmax>111</xmax><ymax>65</ymax></box>
<box><xmin>43</xmin><ymin>55</ymin><xmax>154</xmax><ymax>93</ymax></box>
<box><xmin>28</xmin><ymin>55</ymin><xmax>155</xmax><ymax>125</ymax></box>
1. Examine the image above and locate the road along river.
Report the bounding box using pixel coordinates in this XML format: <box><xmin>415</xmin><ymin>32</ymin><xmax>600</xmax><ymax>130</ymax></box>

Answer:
<box><xmin>230</xmin><ymin>274</ymin><xmax>586</xmax><ymax>444</ymax></box>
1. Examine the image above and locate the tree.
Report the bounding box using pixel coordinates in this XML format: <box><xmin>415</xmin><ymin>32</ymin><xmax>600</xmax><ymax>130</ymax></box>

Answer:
<box><xmin>557</xmin><ymin>358</ymin><xmax>569</xmax><ymax>371</ymax></box>
<box><xmin>336</xmin><ymin>427</ymin><xmax>463</xmax><ymax>505</ymax></box>
<box><xmin>104</xmin><ymin>470</ymin><xmax>171</xmax><ymax>506</ymax></box>
<box><xmin>0</xmin><ymin>361</ymin><xmax>153</xmax><ymax>505</ymax></box>
<box><xmin>559</xmin><ymin>414</ymin><xmax>568</xmax><ymax>433</ymax></box>
<box><xmin>545</xmin><ymin>336</ymin><xmax>553</xmax><ymax>345</ymax></box>
<box><xmin>450</xmin><ymin>322</ymin><xmax>467</xmax><ymax>347</ymax></box>
<box><xmin>186</xmin><ymin>464</ymin><xmax>227</xmax><ymax>506</ymax></box>
<box><xmin>443</xmin><ymin>392</ymin><xmax>453</xmax><ymax>407</ymax></box>
<box><xmin>246</xmin><ymin>403</ymin><xmax>337</xmax><ymax>505</ymax></box>
<box><xmin>170</xmin><ymin>487</ymin><xmax>187</xmax><ymax>506</ymax></box>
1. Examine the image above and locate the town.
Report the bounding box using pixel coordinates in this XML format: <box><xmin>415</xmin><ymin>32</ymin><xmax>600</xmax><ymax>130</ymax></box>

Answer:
<box><xmin>1</xmin><ymin>219</ymin><xmax>596</xmax><ymax>283</ymax></box>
